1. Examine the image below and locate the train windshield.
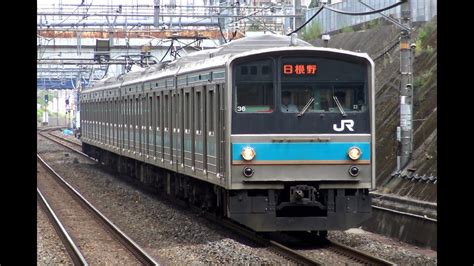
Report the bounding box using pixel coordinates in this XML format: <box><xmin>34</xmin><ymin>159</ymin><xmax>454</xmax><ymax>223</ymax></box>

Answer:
<box><xmin>232</xmin><ymin>54</ymin><xmax>371</xmax><ymax>134</ymax></box>
<box><xmin>280</xmin><ymin>57</ymin><xmax>368</xmax><ymax>114</ymax></box>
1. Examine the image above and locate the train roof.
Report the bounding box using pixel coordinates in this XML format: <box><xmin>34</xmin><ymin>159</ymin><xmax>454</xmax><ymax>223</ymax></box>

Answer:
<box><xmin>83</xmin><ymin>34</ymin><xmax>371</xmax><ymax>92</ymax></box>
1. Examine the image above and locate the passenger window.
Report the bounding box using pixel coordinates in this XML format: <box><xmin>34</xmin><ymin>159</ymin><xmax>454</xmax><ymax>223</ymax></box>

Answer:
<box><xmin>196</xmin><ymin>90</ymin><xmax>201</xmax><ymax>133</ymax></box>
<box><xmin>209</xmin><ymin>90</ymin><xmax>214</xmax><ymax>133</ymax></box>
<box><xmin>185</xmin><ymin>92</ymin><xmax>190</xmax><ymax>132</ymax></box>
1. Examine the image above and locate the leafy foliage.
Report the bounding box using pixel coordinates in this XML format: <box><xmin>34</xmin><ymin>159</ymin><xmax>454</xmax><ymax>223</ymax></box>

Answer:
<box><xmin>301</xmin><ymin>21</ymin><xmax>322</xmax><ymax>41</ymax></box>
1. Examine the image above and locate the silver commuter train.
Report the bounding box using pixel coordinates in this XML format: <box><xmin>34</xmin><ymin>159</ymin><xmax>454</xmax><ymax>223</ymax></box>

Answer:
<box><xmin>80</xmin><ymin>34</ymin><xmax>375</xmax><ymax>234</ymax></box>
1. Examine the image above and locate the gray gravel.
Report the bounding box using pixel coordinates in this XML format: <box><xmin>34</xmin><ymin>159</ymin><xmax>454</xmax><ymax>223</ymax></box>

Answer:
<box><xmin>328</xmin><ymin>228</ymin><xmax>437</xmax><ymax>265</ymax></box>
<box><xmin>37</xmin><ymin>134</ymin><xmax>292</xmax><ymax>265</ymax></box>
<box><xmin>37</xmin><ymin>201</ymin><xmax>73</xmax><ymax>265</ymax></box>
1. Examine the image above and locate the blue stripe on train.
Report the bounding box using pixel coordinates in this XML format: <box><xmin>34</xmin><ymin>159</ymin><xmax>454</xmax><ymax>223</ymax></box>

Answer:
<box><xmin>232</xmin><ymin>142</ymin><xmax>371</xmax><ymax>161</ymax></box>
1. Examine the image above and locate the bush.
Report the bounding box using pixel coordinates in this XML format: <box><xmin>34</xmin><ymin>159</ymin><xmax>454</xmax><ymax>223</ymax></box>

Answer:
<box><xmin>415</xmin><ymin>22</ymin><xmax>435</xmax><ymax>54</ymax></box>
<box><xmin>414</xmin><ymin>70</ymin><xmax>432</xmax><ymax>88</ymax></box>
<box><xmin>341</xmin><ymin>25</ymin><xmax>354</xmax><ymax>33</ymax></box>
<box><xmin>301</xmin><ymin>21</ymin><xmax>322</xmax><ymax>42</ymax></box>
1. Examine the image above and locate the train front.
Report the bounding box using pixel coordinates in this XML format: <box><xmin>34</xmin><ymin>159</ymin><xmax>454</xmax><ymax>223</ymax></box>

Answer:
<box><xmin>226</xmin><ymin>48</ymin><xmax>375</xmax><ymax>232</ymax></box>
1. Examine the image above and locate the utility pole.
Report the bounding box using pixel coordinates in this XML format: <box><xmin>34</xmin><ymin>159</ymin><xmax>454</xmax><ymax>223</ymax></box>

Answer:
<box><xmin>154</xmin><ymin>0</ymin><xmax>160</xmax><ymax>28</ymax></box>
<box><xmin>57</xmin><ymin>90</ymin><xmax>60</xmax><ymax>126</ymax></box>
<box><xmin>397</xmin><ymin>0</ymin><xmax>414</xmax><ymax>171</ymax></box>
<box><xmin>294</xmin><ymin>0</ymin><xmax>303</xmax><ymax>31</ymax></box>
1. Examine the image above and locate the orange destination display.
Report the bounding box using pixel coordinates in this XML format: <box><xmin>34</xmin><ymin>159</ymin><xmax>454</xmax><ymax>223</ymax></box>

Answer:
<box><xmin>283</xmin><ymin>64</ymin><xmax>318</xmax><ymax>75</ymax></box>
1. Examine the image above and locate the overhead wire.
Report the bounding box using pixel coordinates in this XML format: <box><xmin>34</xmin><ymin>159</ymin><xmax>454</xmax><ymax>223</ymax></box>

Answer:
<box><xmin>287</xmin><ymin>0</ymin><xmax>406</xmax><ymax>36</ymax></box>
<box><xmin>286</xmin><ymin>5</ymin><xmax>324</xmax><ymax>36</ymax></box>
<box><xmin>373</xmin><ymin>39</ymin><xmax>400</xmax><ymax>61</ymax></box>
<box><xmin>324</xmin><ymin>0</ymin><xmax>406</xmax><ymax>16</ymax></box>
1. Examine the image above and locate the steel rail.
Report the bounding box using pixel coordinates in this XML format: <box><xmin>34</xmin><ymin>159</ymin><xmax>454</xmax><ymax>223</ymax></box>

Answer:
<box><xmin>220</xmin><ymin>218</ymin><xmax>323</xmax><ymax>265</ymax></box>
<box><xmin>372</xmin><ymin>205</ymin><xmax>437</xmax><ymax>222</ymax></box>
<box><xmin>327</xmin><ymin>239</ymin><xmax>395</xmax><ymax>265</ymax></box>
<box><xmin>37</xmin><ymin>188</ymin><xmax>88</xmax><ymax>266</ymax></box>
<box><xmin>38</xmin><ymin>131</ymin><xmax>93</xmax><ymax>160</ymax></box>
<box><xmin>37</xmin><ymin>154</ymin><xmax>159</xmax><ymax>265</ymax></box>
<box><xmin>46</xmin><ymin>131</ymin><xmax>82</xmax><ymax>148</ymax></box>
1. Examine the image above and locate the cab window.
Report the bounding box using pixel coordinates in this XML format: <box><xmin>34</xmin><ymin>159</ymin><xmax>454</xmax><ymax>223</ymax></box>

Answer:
<box><xmin>234</xmin><ymin>59</ymin><xmax>274</xmax><ymax>113</ymax></box>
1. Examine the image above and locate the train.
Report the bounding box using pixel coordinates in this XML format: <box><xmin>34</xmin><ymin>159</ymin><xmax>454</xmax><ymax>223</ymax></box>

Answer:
<box><xmin>79</xmin><ymin>34</ymin><xmax>375</xmax><ymax>235</ymax></box>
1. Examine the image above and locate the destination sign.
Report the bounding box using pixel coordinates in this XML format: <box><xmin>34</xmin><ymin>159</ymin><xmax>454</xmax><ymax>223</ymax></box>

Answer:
<box><xmin>282</xmin><ymin>64</ymin><xmax>318</xmax><ymax>75</ymax></box>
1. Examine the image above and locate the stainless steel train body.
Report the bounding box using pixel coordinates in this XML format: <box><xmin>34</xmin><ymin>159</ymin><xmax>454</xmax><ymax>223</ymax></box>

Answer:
<box><xmin>80</xmin><ymin>35</ymin><xmax>375</xmax><ymax>232</ymax></box>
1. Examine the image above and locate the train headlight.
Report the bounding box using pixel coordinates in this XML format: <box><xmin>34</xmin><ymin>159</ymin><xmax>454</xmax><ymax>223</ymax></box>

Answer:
<box><xmin>347</xmin><ymin>147</ymin><xmax>362</xmax><ymax>160</ymax></box>
<box><xmin>241</xmin><ymin>147</ymin><xmax>256</xmax><ymax>161</ymax></box>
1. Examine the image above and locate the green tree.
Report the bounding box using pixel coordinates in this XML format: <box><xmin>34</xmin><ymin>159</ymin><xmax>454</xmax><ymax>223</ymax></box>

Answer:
<box><xmin>308</xmin><ymin>0</ymin><xmax>320</xmax><ymax>8</ymax></box>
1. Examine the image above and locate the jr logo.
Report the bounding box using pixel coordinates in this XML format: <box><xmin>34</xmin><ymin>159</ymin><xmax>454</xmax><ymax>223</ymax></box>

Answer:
<box><xmin>333</xmin><ymin>119</ymin><xmax>354</xmax><ymax>132</ymax></box>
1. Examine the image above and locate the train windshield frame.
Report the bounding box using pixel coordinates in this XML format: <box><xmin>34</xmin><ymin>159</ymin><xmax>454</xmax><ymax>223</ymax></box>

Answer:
<box><xmin>231</xmin><ymin>53</ymin><xmax>371</xmax><ymax>134</ymax></box>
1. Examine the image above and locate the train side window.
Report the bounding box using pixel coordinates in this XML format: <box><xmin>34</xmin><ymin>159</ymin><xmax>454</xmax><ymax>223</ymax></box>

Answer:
<box><xmin>185</xmin><ymin>92</ymin><xmax>190</xmax><ymax>132</ymax></box>
<box><xmin>156</xmin><ymin>94</ymin><xmax>160</xmax><ymax>131</ymax></box>
<box><xmin>208</xmin><ymin>89</ymin><xmax>215</xmax><ymax>135</ymax></box>
<box><xmin>164</xmin><ymin>94</ymin><xmax>169</xmax><ymax>132</ymax></box>
<box><xmin>195</xmin><ymin>90</ymin><xmax>201</xmax><ymax>134</ymax></box>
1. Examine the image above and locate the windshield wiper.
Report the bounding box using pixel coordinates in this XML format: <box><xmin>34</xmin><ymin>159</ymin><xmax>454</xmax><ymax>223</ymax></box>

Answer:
<box><xmin>333</xmin><ymin>96</ymin><xmax>347</xmax><ymax>117</ymax></box>
<box><xmin>297</xmin><ymin>97</ymin><xmax>315</xmax><ymax>117</ymax></box>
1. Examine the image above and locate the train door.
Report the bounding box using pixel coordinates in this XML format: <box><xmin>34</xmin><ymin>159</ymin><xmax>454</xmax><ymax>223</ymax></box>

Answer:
<box><xmin>217</xmin><ymin>84</ymin><xmax>226</xmax><ymax>181</ymax></box>
<box><xmin>183</xmin><ymin>87</ymin><xmax>194</xmax><ymax>174</ymax></box>
<box><xmin>147</xmin><ymin>91</ymin><xmax>153</xmax><ymax>159</ymax></box>
<box><xmin>96</xmin><ymin>100</ymin><xmax>99</xmax><ymax>142</ymax></box>
<box><xmin>156</xmin><ymin>91</ymin><xmax>163</xmax><ymax>162</ymax></box>
<box><xmin>163</xmin><ymin>91</ymin><xmax>172</xmax><ymax>166</ymax></box>
<box><xmin>98</xmin><ymin>99</ymin><xmax>102</xmax><ymax>143</ymax></box>
<box><xmin>108</xmin><ymin>97</ymin><xmax>111</xmax><ymax>146</ymax></box>
<box><xmin>115</xmin><ymin>95</ymin><xmax>119</xmax><ymax>149</ymax></box>
<box><xmin>194</xmin><ymin>86</ymin><xmax>205</xmax><ymax>177</ymax></box>
<box><xmin>206</xmin><ymin>85</ymin><xmax>218</xmax><ymax>182</ymax></box>
<box><xmin>94</xmin><ymin>100</ymin><xmax>97</xmax><ymax>142</ymax></box>
<box><xmin>138</xmin><ymin>93</ymin><xmax>143</xmax><ymax>156</ymax></box>
<box><xmin>97</xmin><ymin>99</ymin><xmax>100</xmax><ymax>143</ymax></box>
<box><xmin>125</xmin><ymin>96</ymin><xmax>130</xmax><ymax>151</ymax></box>
<box><xmin>107</xmin><ymin>98</ymin><xmax>110</xmax><ymax>146</ymax></box>
<box><xmin>133</xmin><ymin>94</ymin><xmax>138</xmax><ymax>154</ymax></box>
<box><xmin>137</xmin><ymin>94</ymin><xmax>142</xmax><ymax>155</ymax></box>
<box><xmin>117</xmin><ymin>94</ymin><xmax>120</xmax><ymax>149</ymax></box>
<box><xmin>171</xmin><ymin>90</ymin><xmax>182</xmax><ymax>171</ymax></box>
<box><xmin>141</xmin><ymin>93</ymin><xmax>147</xmax><ymax>157</ymax></box>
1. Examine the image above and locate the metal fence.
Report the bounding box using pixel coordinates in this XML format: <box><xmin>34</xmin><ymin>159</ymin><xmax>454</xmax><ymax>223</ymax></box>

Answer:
<box><xmin>303</xmin><ymin>0</ymin><xmax>437</xmax><ymax>33</ymax></box>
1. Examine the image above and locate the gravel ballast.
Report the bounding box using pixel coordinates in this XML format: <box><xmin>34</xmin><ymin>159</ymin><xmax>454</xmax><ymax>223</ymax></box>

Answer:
<box><xmin>37</xmin><ymin>201</ymin><xmax>73</xmax><ymax>265</ymax></box>
<box><xmin>328</xmin><ymin>229</ymin><xmax>437</xmax><ymax>265</ymax></box>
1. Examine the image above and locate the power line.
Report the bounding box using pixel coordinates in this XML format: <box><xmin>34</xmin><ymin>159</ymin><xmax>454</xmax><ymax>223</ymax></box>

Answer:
<box><xmin>373</xmin><ymin>39</ymin><xmax>400</xmax><ymax>62</ymax></box>
<box><xmin>323</xmin><ymin>0</ymin><xmax>406</xmax><ymax>16</ymax></box>
<box><xmin>286</xmin><ymin>5</ymin><xmax>324</xmax><ymax>36</ymax></box>
<box><xmin>287</xmin><ymin>0</ymin><xmax>407</xmax><ymax>36</ymax></box>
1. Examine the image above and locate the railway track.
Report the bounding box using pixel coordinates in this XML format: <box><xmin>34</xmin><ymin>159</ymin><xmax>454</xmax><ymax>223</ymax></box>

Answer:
<box><xmin>37</xmin><ymin>154</ymin><xmax>158</xmax><ymax>265</ymax></box>
<box><xmin>325</xmin><ymin>239</ymin><xmax>395</xmax><ymax>265</ymax></box>
<box><xmin>37</xmin><ymin>189</ymin><xmax>87</xmax><ymax>265</ymax></box>
<box><xmin>37</xmin><ymin>130</ymin><xmax>394</xmax><ymax>265</ymax></box>
<box><xmin>210</xmin><ymin>216</ymin><xmax>395</xmax><ymax>265</ymax></box>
